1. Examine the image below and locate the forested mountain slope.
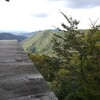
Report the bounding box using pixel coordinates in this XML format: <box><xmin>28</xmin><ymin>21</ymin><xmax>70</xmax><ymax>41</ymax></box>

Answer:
<box><xmin>21</xmin><ymin>30</ymin><xmax>57</xmax><ymax>55</ymax></box>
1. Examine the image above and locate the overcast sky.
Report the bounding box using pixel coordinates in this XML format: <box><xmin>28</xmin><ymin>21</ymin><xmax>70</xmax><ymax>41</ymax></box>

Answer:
<box><xmin>0</xmin><ymin>0</ymin><xmax>100</xmax><ymax>32</ymax></box>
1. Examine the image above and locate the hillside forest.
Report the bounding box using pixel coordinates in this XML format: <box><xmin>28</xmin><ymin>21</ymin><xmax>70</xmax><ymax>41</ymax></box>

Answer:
<box><xmin>22</xmin><ymin>11</ymin><xmax>100</xmax><ymax>100</ymax></box>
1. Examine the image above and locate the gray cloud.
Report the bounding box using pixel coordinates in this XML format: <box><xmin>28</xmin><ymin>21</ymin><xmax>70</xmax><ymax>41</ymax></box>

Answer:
<box><xmin>66</xmin><ymin>0</ymin><xmax>100</xmax><ymax>8</ymax></box>
<box><xmin>32</xmin><ymin>13</ymin><xmax>48</xmax><ymax>18</ymax></box>
<box><xmin>48</xmin><ymin>0</ymin><xmax>100</xmax><ymax>8</ymax></box>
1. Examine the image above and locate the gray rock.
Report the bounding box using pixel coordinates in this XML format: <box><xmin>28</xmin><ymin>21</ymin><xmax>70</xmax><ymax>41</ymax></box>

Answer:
<box><xmin>0</xmin><ymin>40</ymin><xmax>58</xmax><ymax>100</ymax></box>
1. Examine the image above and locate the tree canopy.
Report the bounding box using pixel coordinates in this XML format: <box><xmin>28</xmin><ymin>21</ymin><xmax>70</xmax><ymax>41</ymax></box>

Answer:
<box><xmin>51</xmin><ymin>11</ymin><xmax>100</xmax><ymax>100</ymax></box>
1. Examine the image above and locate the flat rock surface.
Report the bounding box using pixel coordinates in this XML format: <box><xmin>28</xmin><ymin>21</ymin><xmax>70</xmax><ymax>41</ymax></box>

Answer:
<box><xmin>0</xmin><ymin>40</ymin><xmax>57</xmax><ymax>100</ymax></box>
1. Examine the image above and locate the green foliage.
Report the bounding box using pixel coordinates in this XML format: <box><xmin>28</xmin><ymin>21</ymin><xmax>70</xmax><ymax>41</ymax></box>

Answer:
<box><xmin>51</xmin><ymin>11</ymin><xmax>100</xmax><ymax>100</ymax></box>
<box><xmin>28</xmin><ymin>53</ymin><xmax>59</xmax><ymax>82</ymax></box>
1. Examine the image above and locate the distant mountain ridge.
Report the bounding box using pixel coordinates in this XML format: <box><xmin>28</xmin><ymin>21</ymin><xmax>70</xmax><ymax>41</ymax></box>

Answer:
<box><xmin>21</xmin><ymin>29</ymin><xmax>59</xmax><ymax>37</ymax></box>
<box><xmin>0</xmin><ymin>29</ymin><xmax>59</xmax><ymax>37</ymax></box>
<box><xmin>0</xmin><ymin>33</ymin><xmax>27</xmax><ymax>42</ymax></box>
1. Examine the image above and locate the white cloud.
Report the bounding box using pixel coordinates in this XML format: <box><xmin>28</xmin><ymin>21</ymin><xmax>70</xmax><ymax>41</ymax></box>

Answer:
<box><xmin>0</xmin><ymin>0</ymin><xmax>100</xmax><ymax>31</ymax></box>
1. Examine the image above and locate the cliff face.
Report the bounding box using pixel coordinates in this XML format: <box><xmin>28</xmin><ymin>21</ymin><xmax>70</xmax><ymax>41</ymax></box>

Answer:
<box><xmin>0</xmin><ymin>40</ymin><xmax>57</xmax><ymax>100</ymax></box>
